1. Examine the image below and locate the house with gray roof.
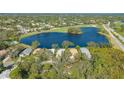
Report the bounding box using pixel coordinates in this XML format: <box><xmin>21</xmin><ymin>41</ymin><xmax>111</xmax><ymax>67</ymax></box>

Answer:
<box><xmin>80</xmin><ymin>48</ymin><xmax>92</xmax><ymax>60</ymax></box>
<box><xmin>19</xmin><ymin>48</ymin><xmax>32</xmax><ymax>57</ymax></box>
<box><xmin>2</xmin><ymin>55</ymin><xmax>14</xmax><ymax>68</ymax></box>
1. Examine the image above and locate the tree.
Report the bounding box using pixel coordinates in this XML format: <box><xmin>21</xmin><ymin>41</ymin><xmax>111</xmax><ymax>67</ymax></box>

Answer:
<box><xmin>31</xmin><ymin>40</ymin><xmax>40</xmax><ymax>49</ymax></box>
<box><xmin>0</xmin><ymin>41</ymin><xmax>10</xmax><ymax>50</ymax></box>
<box><xmin>68</xmin><ymin>27</ymin><xmax>82</xmax><ymax>35</ymax></box>
<box><xmin>29</xmin><ymin>63</ymin><xmax>42</xmax><ymax>79</ymax></box>
<box><xmin>62</xmin><ymin>40</ymin><xmax>74</xmax><ymax>49</ymax></box>
<box><xmin>87</xmin><ymin>42</ymin><xmax>98</xmax><ymax>48</ymax></box>
<box><xmin>9</xmin><ymin>67</ymin><xmax>22</xmax><ymax>79</ymax></box>
<box><xmin>30</xmin><ymin>63</ymin><xmax>41</xmax><ymax>74</ymax></box>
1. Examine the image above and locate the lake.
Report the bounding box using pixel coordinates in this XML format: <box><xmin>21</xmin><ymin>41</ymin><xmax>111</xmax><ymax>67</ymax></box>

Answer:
<box><xmin>20</xmin><ymin>27</ymin><xmax>109</xmax><ymax>48</ymax></box>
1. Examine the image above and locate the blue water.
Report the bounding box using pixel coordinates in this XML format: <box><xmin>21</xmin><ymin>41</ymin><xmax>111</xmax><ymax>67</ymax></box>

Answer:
<box><xmin>20</xmin><ymin>27</ymin><xmax>109</xmax><ymax>48</ymax></box>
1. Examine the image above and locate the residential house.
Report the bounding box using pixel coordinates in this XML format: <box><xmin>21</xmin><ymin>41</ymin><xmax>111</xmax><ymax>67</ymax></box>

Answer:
<box><xmin>19</xmin><ymin>48</ymin><xmax>32</xmax><ymax>57</ymax></box>
<box><xmin>2</xmin><ymin>55</ymin><xmax>14</xmax><ymax>68</ymax></box>
<box><xmin>49</xmin><ymin>49</ymin><xmax>65</xmax><ymax>57</ymax></box>
<box><xmin>32</xmin><ymin>48</ymin><xmax>44</xmax><ymax>55</ymax></box>
<box><xmin>69</xmin><ymin>48</ymin><xmax>78</xmax><ymax>59</ymax></box>
<box><xmin>80</xmin><ymin>48</ymin><xmax>92</xmax><ymax>60</ymax></box>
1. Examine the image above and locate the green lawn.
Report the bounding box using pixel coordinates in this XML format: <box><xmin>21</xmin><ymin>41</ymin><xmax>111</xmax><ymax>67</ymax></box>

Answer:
<box><xmin>20</xmin><ymin>32</ymin><xmax>42</xmax><ymax>39</ymax></box>
<box><xmin>112</xmin><ymin>21</ymin><xmax>124</xmax><ymax>37</ymax></box>
<box><xmin>50</xmin><ymin>24</ymin><xmax>96</xmax><ymax>32</ymax></box>
<box><xmin>20</xmin><ymin>24</ymin><xmax>99</xmax><ymax>39</ymax></box>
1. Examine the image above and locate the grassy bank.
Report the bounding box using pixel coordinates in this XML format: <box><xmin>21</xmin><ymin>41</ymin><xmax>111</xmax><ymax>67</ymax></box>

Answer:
<box><xmin>97</xmin><ymin>25</ymin><xmax>119</xmax><ymax>49</ymax></box>
<box><xmin>101</xmin><ymin>25</ymin><xmax>122</xmax><ymax>50</ymax></box>
<box><xmin>20</xmin><ymin>24</ymin><xmax>98</xmax><ymax>40</ymax></box>
<box><xmin>50</xmin><ymin>24</ymin><xmax>97</xmax><ymax>32</ymax></box>
<box><xmin>20</xmin><ymin>32</ymin><xmax>42</xmax><ymax>40</ymax></box>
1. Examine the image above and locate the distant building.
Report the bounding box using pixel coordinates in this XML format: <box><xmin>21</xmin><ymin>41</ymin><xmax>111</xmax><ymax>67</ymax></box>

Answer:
<box><xmin>19</xmin><ymin>48</ymin><xmax>32</xmax><ymax>57</ymax></box>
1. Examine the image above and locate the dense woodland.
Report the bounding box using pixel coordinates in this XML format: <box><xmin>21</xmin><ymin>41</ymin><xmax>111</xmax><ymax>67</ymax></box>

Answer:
<box><xmin>9</xmin><ymin>47</ymin><xmax>124</xmax><ymax>79</ymax></box>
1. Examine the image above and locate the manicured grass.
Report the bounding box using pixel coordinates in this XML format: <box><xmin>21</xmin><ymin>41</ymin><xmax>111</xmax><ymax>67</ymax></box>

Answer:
<box><xmin>20</xmin><ymin>32</ymin><xmax>41</xmax><ymax>39</ymax></box>
<box><xmin>117</xmin><ymin>31</ymin><xmax>124</xmax><ymax>37</ymax></box>
<box><xmin>98</xmin><ymin>25</ymin><xmax>120</xmax><ymax>49</ymax></box>
<box><xmin>19</xmin><ymin>24</ymin><xmax>99</xmax><ymax>40</ymax></box>
<box><xmin>113</xmin><ymin>21</ymin><xmax>124</xmax><ymax>36</ymax></box>
<box><xmin>50</xmin><ymin>27</ymin><xmax>69</xmax><ymax>32</ymax></box>
<box><xmin>50</xmin><ymin>24</ymin><xmax>96</xmax><ymax>32</ymax></box>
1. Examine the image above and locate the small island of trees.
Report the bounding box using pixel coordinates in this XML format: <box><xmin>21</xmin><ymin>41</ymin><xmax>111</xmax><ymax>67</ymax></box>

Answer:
<box><xmin>68</xmin><ymin>27</ymin><xmax>82</xmax><ymax>35</ymax></box>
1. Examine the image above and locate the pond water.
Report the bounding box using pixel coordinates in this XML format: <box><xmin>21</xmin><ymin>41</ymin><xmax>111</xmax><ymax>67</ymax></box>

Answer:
<box><xmin>20</xmin><ymin>27</ymin><xmax>109</xmax><ymax>48</ymax></box>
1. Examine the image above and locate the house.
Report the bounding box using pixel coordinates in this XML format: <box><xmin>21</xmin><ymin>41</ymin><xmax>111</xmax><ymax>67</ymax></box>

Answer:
<box><xmin>69</xmin><ymin>48</ymin><xmax>78</xmax><ymax>56</ymax></box>
<box><xmin>69</xmin><ymin>48</ymin><xmax>78</xmax><ymax>59</ymax></box>
<box><xmin>2</xmin><ymin>55</ymin><xmax>14</xmax><ymax>68</ymax></box>
<box><xmin>56</xmin><ymin>49</ymin><xmax>65</xmax><ymax>57</ymax></box>
<box><xmin>32</xmin><ymin>48</ymin><xmax>44</xmax><ymax>55</ymax></box>
<box><xmin>10</xmin><ymin>48</ymin><xmax>25</xmax><ymax>58</ymax></box>
<box><xmin>19</xmin><ymin>48</ymin><xmax>32</xmax><ymax>57</ymax></box>
<box><xmin>80</xmin><ymin>48</ymin><xmax>92</xmax><ymax>60</ymax></box>
<box><xmin>49</xmin><ymin>49</ymin><xmax>65</xmax><ymax>57</ymax></box>
<box><xmin>49</xmin><ymin>49</ymin><xmax>55</xmax><ymax>54</ymax></box>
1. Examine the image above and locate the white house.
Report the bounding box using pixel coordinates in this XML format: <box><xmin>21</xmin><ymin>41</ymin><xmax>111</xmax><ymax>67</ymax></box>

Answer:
<box><xmin>80</xmin><ymin>48</ymin><xmax>92</xmax><ymax>60</ymax></box>
<box><xmin>49</xmin><ymin>49</ymin><xmax>65</xmax><ymax>57</ymax></box>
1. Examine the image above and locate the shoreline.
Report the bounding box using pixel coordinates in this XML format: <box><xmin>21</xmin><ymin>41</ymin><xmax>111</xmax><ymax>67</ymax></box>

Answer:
<box><xmin>20</xmin><ymin>24</ymin><xmax>98</xmax><ymax>39</ymax></box>
<box><xmin>19</xmin><ymin>24</ymin><xmax>111</xmax><ymax>48</ymax></box>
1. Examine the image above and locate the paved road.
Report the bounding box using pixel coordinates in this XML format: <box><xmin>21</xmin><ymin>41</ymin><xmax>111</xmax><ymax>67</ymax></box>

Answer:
<box><xmin>103</xmin><ymin>23</ymin><xmax>124</xmax><ymax>52</ymax></box>
<box><xmin>109</xmin><ymin>27</ymin><xmax>124</xmax><ymax>42</ymax></box>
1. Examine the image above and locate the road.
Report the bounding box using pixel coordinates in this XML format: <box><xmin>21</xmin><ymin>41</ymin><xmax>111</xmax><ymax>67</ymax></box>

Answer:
<box><xmin>103</xmin><ymin>23</ymin><xmax>124</xmax><ymax>52</ymax></box>
<box><xmin>107</xmin><ymin>21</ymin><xmax>124</xmax><ymax>42</ymax></box>
<box><xmin>109</xmin><ymin>27</ymin><xmax>124</xmax><ymax>42</ymax></box>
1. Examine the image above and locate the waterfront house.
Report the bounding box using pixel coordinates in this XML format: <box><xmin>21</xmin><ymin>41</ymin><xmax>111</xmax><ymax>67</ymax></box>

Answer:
<box><xmin>56</xmin><ymin>49</ymin><xmax>65</xmax><ymax>57</ymax></box>
<box><xmin>49</xmin><ymin>49</ymin><xmax>65</xmax><ymax>57</ymax></box>
<box><xmin>32</xmin><ymin>48</ymin><xmax>44</xmax><ymax>55</ymax></box>
<box><xmin>10</xmin><ymin>48</ymin><xmax>25</xmax><ymax>58</ymax></box>
<box><xmin>69</xmin><ymin>48</ymin><xmax>78</xmax><ymax>59</ymax></box>
<box><xmin>80</xmin><ymin>48</ymin><xmax>92</xmax><ymax>60</ymax></box>
<box><xmin>19</xmin><ymin>48</ymin><xmax>32</xmax><ymax>57</ymax></box>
